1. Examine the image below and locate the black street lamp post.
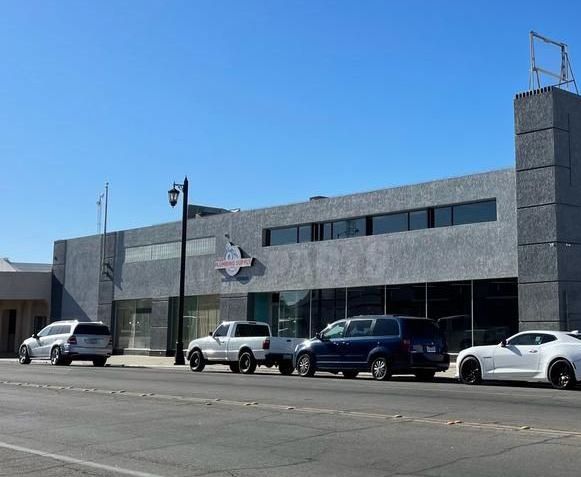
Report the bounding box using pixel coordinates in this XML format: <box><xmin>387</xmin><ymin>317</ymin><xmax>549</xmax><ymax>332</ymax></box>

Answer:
<box><xmin>168</xmin><ymin>176</ymin><xmax>188</xmax><ymax>366</ymax></box>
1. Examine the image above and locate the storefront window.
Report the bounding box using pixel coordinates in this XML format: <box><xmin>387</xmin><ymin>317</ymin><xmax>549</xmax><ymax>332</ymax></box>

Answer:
<box><xmin>278</xmin><ymin>290</ymin><xmax>310</xmax><ymax>338</ymax></box>
<box><xmin>386</xmin><ymin>284</ymin><xmax>426</xmax><ymax>317</ymax></box>
<box><xmin>311</xmin><ymin>288</ymin><xmax>346</xmax><ymax>334</ymax></box>
<box><xmin>427</xmin><ymin>281</ymin><xmax>471</xmax><ymax>352</ymax></box>
<box><xmin>473</xmin><ymin>279</ymin><xmax>518</xmax><ymax>346</ymax></box>
<box><xmin>347</xmin><ymin>286</ymin><xmax>384</xmax><ymax>317</ymax></box>
<box><xmin>168</xmin><ymin>295</ymin><xmax>220</xmax><ymax>351</ymax></box>
<box><xmin>114</xmin><ymin>299</ymin><xmax>152</xmax><ymax>350</ymax></box>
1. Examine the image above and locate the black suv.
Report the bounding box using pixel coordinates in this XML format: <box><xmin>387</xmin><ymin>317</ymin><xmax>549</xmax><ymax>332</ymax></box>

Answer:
<box><xmin>294</xmin><ymin>315</ymin><xmax>450</xmax><ymax>380</ymax></box>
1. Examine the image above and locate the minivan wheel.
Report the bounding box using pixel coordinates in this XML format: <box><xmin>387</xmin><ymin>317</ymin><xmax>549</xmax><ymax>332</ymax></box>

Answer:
<box><xmin>189</xmin><ymin>350</ymin><xmax>205</xmax><ymax>372</ymax></box>
<box><xmin>297</xmin><ymin>353</ymin><xmax>316</xmax><ymax>377</ymax></box>
<box><xmin>548</xmin><ymin>359</ymin><xmax>576</xmax><ymax>390</ymax></box>
<box><xmin>18</xmin><ymin>345</ymin><xmax>31</xmax><ymax>365</ymax></box>
<box><xmin>342</xmin><ymin>370</ymin><xmax>359</xmax><ymax>379</ymax></box>
<box><xmin>239</xmin><ymin>351</ymin><xmax>257</xmax><ymax>374</ymax></box>
<box><xmin>414</xmin><ymin>370</ymin><xmax>436</xmax><ymax>381</ymax></box>
<box><xmin>459</xmin><ymin>357</ymin><xmax>482</xmax><ymax>385</ymax></box>
<box><xmin>371</xmin><ymin>357</ymin><xmax>391</xmax><ymax>381</ymax></box>
<box><xmin>50</xmin><ymin>347</ymin><xmax>63</xmax><ymax>366</ymax></box>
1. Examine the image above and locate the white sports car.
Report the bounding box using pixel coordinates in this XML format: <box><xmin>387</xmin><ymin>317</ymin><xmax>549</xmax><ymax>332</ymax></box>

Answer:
<box><xmin>456</xmin><ymin>330</ymin><xmax>581</xmax><ymax>389</ymax></box>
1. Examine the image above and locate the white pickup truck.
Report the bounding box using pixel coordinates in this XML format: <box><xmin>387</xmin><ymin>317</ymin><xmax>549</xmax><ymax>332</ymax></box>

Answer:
<box><xmin>185</xmin><ymin>321</ymin><xmax>303</xmax><ymax>375</ymax></box>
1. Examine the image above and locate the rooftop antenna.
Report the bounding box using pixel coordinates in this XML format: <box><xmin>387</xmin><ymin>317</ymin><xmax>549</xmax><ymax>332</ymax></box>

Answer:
<box><xmin>529</xmin><ymin>31</ymin><xmax>578</xmax><ymax>94</ymax></box>
<box><xmin>96</xmin><ymin>192</ymin><xmax>104</xmax><ymax>234</ymax></box>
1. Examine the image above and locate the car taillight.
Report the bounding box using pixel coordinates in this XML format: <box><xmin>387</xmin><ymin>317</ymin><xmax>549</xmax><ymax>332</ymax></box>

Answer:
<box><xmin>67</xmin><ymin>336</ymin><xmax>77</xmax><ymax>345</ymax></box>
<box><xmin>400</xmin><ymin>339</ymin><xmax>411</xmax><ymax>353</ymax></box>
<box><xmin>262</xmin><ymin>338</ymin><xmax>270</xmax><ymax>350</ymax></box>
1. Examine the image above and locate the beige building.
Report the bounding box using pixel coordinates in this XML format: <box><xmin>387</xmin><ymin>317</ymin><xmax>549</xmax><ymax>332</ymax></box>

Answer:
<box><xmin>0</xmin><ymin>258</ymin><xmax>51</xmax><ymax>357</ymax></box>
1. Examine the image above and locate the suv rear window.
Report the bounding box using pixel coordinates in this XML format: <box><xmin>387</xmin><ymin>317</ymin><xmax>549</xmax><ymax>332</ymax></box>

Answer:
<box><xmin>403</xmin><ymin>319</ymin><xmax>441</xmax><ymax>338</ymax></box>
<box><xmin>373</xmin><ymin>319</ymin><xmax>399</xmax><ymax>337</ymax></box>
<box><xmin>234</xmin><ymin>324</ymin><xmax>270</xmax><ymax>337</ymax></box>
<box><xmin>74</xmin><ymin>324</ymin><xmax>110</xmax><ymax>335</ymax></box>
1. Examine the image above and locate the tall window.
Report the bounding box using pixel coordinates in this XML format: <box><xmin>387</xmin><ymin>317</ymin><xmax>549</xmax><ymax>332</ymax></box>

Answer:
<box><xmin>278</xmin><ymin>290</ymin><xmax>310</xmax><ymax>338</ymax></box>
<box><xmin>168</xmin><ymin>295</ymin><xmax>220</xmax><ymax>349</ymax></box>
<box><xmin>114</xmin><ymin>299</ymin><xmax>152</xmax><ymax>350</ymax></box>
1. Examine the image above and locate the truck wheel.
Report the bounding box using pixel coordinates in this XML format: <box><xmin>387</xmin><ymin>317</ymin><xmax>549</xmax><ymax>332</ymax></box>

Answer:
<box><xmin>239</xmin><ymin>351</ymin><xmax>257</xmax><ymax>374</ymax></box>
<box><xmin>229</xmin><ymin>362</ymin><xmax>240</xmax><ymax>373</ymax></box>
<box><xmin>278</xmin><ymin>361</ymin><xmax>294</xmax><ymax>376</ymax></box>
<box><xmin>189</xmin><ymin>350</ymin><xmax>205</xmax><ymax>372</ymax></box>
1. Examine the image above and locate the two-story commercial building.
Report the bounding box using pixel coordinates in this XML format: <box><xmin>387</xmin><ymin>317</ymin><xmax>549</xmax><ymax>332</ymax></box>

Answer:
<box><xmin>50</xmin><ymin>87</ymin><xmax>581</xmax><ymax>355</ymax></box>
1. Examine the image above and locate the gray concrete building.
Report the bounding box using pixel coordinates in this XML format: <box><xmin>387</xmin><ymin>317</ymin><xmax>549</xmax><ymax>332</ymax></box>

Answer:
<box><xmin>50</xmin><ymin>87</ymin><xmax>581</xmax><ymax>355</ymax></box>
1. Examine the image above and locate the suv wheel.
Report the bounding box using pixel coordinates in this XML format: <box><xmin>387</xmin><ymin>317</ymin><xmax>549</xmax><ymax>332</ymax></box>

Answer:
<box><xmin>239</xmin><ymin>351</ymin><xmax>257</xmax><ymax>374</ymax></box>
<box><xmin>189</xmin><ymin>350</ymin><xmax>205</xmax><ymax>372</ymax></box>
<box><xmin>93</xmin><ymin>357</ymin><xmax>107</xmax><ymax>367</ymax></box>
<box><xmin>50</xmin><ymin>346</ymin><xmax>63</xmax><ymax>366</ymax></box>
<box><xmin>229</xmin><ymin>362</ymin><xmax>240</xmax><ymax>373</ymax></box>
<box><xmin>18</xmin><ymin>345</ymin><xmax>31</xmax><ymax>365</ymax></box>
<box><xmin>459</xmin><ymin>356</ymin><xmax>482</xmax><ymax>385</ymax></box>
<box><xmin>370</xmin><ymin>356</ymin><xmax>391</xmax><ymax>381</ymax></box>
<box><xmin>297</xmin><ymin>353</ymin><xmax>316</xmax><ymax>377</ymax></box>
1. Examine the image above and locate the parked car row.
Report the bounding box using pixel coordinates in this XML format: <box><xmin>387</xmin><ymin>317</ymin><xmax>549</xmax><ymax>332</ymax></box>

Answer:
<box><xmin>17</xmin><ymin>316</ymin><xmax>581</xmax><ymax>390</ymax></box>
<box><xmin>186</xmin><ymin>316</ymin><xmax>451</xmax><ymax>381</ymax></box>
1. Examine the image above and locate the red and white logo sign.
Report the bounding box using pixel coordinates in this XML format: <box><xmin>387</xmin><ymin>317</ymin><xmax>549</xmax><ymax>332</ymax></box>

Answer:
<box><xmin>215</xmin><ymin>242</ymin><xmax>253</xmax><ymax>277</ymax></box>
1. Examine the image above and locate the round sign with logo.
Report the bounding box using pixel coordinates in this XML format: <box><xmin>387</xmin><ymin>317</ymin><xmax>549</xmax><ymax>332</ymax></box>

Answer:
<box><xmin>215</xmin><ymin>242</ymin><xmax>253</xmax><ymax>277</ymax></box>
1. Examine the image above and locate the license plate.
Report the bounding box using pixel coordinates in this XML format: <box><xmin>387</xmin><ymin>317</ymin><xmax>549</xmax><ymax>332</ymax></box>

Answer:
<box><xmin>426</xmin><ymin>345</ymin><xmax>436</xmax><ymax>353</ymax></box>
<box><xmin>86</xmin><ymin>339</ymin><xmax>98</xmax><ymax>344</ymax></box>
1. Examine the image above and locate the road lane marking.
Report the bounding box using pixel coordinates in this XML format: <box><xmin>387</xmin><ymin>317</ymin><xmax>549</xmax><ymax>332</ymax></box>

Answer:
<box><xmin>0</xmin><ymin>441</ymin><xmax>165</xmax><ymax>477</ymax></box>
<box><xmin>2</xmin><ymin>379</ymin><xmax>581</xmax><ymax>441</ymax></box>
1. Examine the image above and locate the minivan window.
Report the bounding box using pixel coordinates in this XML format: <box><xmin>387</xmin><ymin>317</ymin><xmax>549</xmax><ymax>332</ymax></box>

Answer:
<box><xmin>404</xmin><ymin>319</ymin><xmax>440</xmax><ymax>338</ymax></box>
<box><xmin>345</xmin><ymin>320</ymin><xmax>373</xmax><ymax>338</ymax></box>
<box><xmin>75</xmin><ymin>324</ymin><xmax>110</xmax><ymax>335</ymax></box>
<box><xmin>373</xmin><ymin>319</ymin><xmax>399</xmax><ymax>337</ymax></box>
<box><xmin>321</xmin><ymin>321</ymin><xmax>346</xmax><ymax>340</ymax></box>
<box><xmin>213</xmin><ymin>324</ymin><xmax>230</xmax><ymax>337</ymax></box>
<box><xmin>235</xmin><ymin>324</ymin><xmax>270</xmax><ymax>337</ymax></box>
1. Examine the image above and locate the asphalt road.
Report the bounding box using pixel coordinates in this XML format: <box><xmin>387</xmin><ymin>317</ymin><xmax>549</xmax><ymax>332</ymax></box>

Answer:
<box><xmin>1</xmin><ymin>361</ymin><xmax>580</xmax><ymax>477</ymax></box>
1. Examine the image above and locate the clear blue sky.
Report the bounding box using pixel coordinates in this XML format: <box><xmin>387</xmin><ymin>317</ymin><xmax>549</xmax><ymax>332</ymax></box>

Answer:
<box><xmin>2</xmin><ymin>1</ymin><xmax>580</xmax><ymax>263</ymax></box>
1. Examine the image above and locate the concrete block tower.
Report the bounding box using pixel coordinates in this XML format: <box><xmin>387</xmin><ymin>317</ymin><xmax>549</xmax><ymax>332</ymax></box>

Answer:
<box><xmin>515</xmin><ymin>87</ymin><xmax>581</xmax><ymax>331</ymax></box>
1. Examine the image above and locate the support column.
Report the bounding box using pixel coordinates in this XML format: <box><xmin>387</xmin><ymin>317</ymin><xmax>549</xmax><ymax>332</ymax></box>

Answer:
<box><xmin>515</xmin><ymin>87</ymin><xmax>581</xmax><ymax>331</ymax></box>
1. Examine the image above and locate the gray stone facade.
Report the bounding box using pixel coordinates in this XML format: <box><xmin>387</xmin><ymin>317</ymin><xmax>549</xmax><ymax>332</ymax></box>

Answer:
<box><xmin>52</xmin><ymin>169</ymin><xmax>518</xmax><ymax>353</ymax></box>
<box><xmin>515</xmin><ymin>87</ymin><xmax>581</xmax><ymax>331</ymax></box>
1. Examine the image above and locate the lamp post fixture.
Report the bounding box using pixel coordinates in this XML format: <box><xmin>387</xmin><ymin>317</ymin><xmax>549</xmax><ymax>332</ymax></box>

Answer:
<box><xmin>168</xmin><ymin>176</ymin><xmax>188</xmax><ymax>366</ymax></box>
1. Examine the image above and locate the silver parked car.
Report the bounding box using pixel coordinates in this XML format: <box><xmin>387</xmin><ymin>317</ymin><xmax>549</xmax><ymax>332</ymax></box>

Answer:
<box><xmin>18</xmin><ymin>320</ymin><xmax>113</xmax><ymax>367</ymax></box>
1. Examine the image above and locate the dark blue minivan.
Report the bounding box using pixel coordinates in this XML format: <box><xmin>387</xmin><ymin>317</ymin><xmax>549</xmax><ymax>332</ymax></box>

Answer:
<box><xmin>294</xmin><ymin>315</ymin><xmax>450</xmax><ymax>380</ymax></box>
